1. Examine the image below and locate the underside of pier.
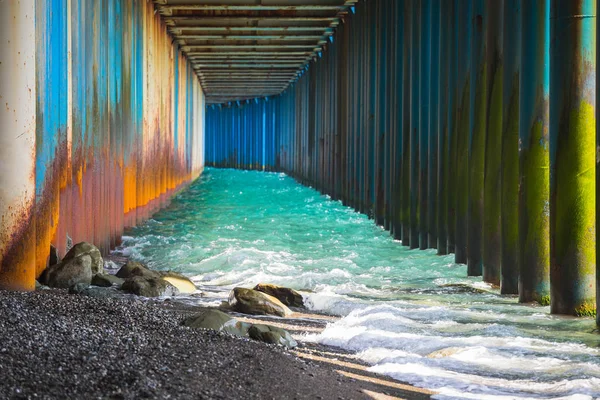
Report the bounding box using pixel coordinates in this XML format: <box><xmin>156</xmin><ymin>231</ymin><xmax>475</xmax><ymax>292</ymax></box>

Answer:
<box><xmin>1</xmin><ymin>0</ymin><xmax>600</xmax><ymax>327</ymax></box>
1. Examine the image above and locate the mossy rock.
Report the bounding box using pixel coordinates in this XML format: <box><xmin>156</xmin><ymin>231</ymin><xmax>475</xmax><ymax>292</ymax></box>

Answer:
<box><xmin>228</xmin><ymin>287</ymin><xmax>292</xmax><ymax>317</ymax></box>
<box><xmin>116</xmin><ymin>261</ymin><xmax>160</xmax><ymax>280</ymax></box>
<box><xmin>248</xmin><ymin>324</ymin><xmax>297</xmax><ymax>348</ymax></box>
<box><xmin>121</xmin><ymin>276</ymin><xmax>179</xmax><ymax>298</ymax></box>
<box><xmin>62</xmin><ymin>242</ymin><xmax>104</xmax><ymax>275</ymax></box>
<box><xmin>183</xmin><ymin>309</ymin><xmax>251</xmax><ymax>337</ymax></box>
<box><xmin>42</xmin><ymin>254</ymin><xmax>93</xmax><ymax>289</ymax></box>
<box><xmin>253</xmin><ymin>283</ymin><xmax>304</xmax><ymax>308</ymax></box>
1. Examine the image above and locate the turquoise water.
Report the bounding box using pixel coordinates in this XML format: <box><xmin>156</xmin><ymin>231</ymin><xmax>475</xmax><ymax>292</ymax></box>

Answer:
<box><xmin>115</xmin><ymin>168</ymin><xmax>600</xmax><ymax>400</ymax></box>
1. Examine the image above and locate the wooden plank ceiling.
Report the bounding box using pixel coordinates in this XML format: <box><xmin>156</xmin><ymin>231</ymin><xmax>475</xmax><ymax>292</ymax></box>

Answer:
<box><xmin>154</xmin><ymin>0</ymin><xmax>356</xmax><ymax>104</ymax></box>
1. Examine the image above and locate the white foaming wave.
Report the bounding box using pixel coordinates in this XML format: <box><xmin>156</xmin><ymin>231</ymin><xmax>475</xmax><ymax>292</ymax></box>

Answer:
<box><xmin>371</xmin><ymin>362</ymin><xmax>600</xmax><ymax>400</ymax></box>
<box><xmin>310</xmin><ymin>304</ymin><xmax>600</xmax><ymax>399</ymax></box>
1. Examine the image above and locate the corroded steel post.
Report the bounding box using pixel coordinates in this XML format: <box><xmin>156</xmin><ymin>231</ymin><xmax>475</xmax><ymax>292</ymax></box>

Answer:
<box><xmin>456</xmin><ymin>0</ymin><xmax>473</xmax><ymax>266</ymax></box>
<box><xmin>519</xmin><ymin>0</ymin><xmax>550</xmax><ymax>304</ymax></box>
<box><xmin>468</xmin><ymin>0</ymin><xmax>486</xmax><ymax>276</ymax></box>
<box><xmin>392</xmin><ymin>1</ymin><xmax>405</xmax><ymax>241</ymax></box>
<box><xmin>438</xmin><ymin>0</ymin><xmax>452</xmax><ymax>255</ymax></box>
<box><xmin>483</xmin><ymin>0</ymin><xmax>503</xmax><ymax>285</ymax></box>
<box><xmin>410</xmin><ymin>0</ymin><xmax>421</xmax><ymax>249</ymax></box>
<box><xmin>429</xmin><ymin>0</ymin><xmax>440</xmax><ymax>250</ymax></box>
<box><xmin>550</xmin><ymin>0</ymin><xmax>597</xmax><ymax>316</ymax></box>
<box><xmin>0</xmin><ymin>0</ymin><xmax>37</xmax><ymax>291</ymax></box>
<box><xmin>448</xmin><ymin>0</ymin><xmax>459</xmax><ymax>255</ymax></box>
<box><xmin>501</xmin><ymin>1</ymin><xmax>521</xmax><ymax>295</ymax></box>
<box><xmin>419</xmin><ymin>0</ymin><xmax>431</xmax><ymax>250</ymax></box>
<box><xmin>401</xmin><ymin>1</ymin><xmax>412</xmax><ymax>246</ymax></box>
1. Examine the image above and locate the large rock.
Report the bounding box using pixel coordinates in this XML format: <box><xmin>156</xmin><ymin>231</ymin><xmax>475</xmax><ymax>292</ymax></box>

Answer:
<box><xmin>62</xmin><ymin>242</ymin><xmax>104</xmax><ymax>275</ymax></box>
<box><xmin>91</xmin><ymin>273</ymin><xmax>125</xmax><ymax>288</ymax></box>
<box><xmin>248</xmin><ymin>324</ymin><xmax>297</xmax><ymax>348</ymax></box>
<box><xmin>116</xmin><ymin>261</ymin><xmax>160</xmax><ymax>280</ymax></box>
<box><xmin>228</xmin><ymin>287</ymin><xmax>292</xmax><ymax>317</ymax></box>
<box><xmin>253</xmin><ymin>283</ymin><xmax>304</xmax><ymax>308</ymax></box>
<box><xmin>159</xmin><ymin>271</ymin><xmax>197</xmax><ymax>294</ymax></box>
<box><xmin>42</xmin><ymin>254</ymin><xmax>93</xmax><ymax>288</ymax></box>
<box><xmin>182</xmin><ymin>309</ymin><xmax>251</xmax><ymax>337</ymax></box>
<box><xmin>121</xmin><ymin>276</ymin><xmax>179</xmax><ymax>297</ymax></box>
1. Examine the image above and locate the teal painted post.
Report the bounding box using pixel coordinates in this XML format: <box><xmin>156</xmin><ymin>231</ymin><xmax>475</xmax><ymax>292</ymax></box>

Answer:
<box><xmin>550</xmin><ymin>0</ymin><xmax>597</xmax><ymax>317</ymax></box>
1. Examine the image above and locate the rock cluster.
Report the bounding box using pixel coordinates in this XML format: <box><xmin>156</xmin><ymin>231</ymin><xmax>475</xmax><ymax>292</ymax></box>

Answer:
<box><xmin>253</xmin><ymin>283</ymin><xmax>305</xmax><ymax>308</ymax></box>
<box><xmin>38</xmin><ymin>242</ymin><xmax>197</xmax><ymax>298</ymax></box>
<box><xmin>228</xmin><ymin>287</ymin><xmax>293</xmax><ymax>317</ymax></box>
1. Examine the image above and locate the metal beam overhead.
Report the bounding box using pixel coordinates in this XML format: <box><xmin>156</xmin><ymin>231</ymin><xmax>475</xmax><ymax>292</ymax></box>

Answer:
<box><xmin>153</xmin><ymin>0</ymin><xmax>353</xmax><ymax>103</ymax></box>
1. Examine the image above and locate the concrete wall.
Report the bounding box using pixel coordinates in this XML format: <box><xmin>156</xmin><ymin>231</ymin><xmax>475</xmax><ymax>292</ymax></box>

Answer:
<box><xmin>0</xmin><ymin>0</ymin><xmax>205</xmax><ymax>290</ymax></box>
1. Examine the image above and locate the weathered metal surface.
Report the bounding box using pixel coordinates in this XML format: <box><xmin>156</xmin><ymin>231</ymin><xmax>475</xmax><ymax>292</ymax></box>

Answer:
<box><xmin>468</xmin><ymin>0</ymin><xmax>486</xmax><ymax>276</ymax></box>
<box><xmin>0</xmin><ymin>0</ymin><xmax>37</xmax><ymax>291</ymax></box>
<box><xmin>447</xmin><ymin>0</ymin><xmax>459</xmax><ymax>255</ymax></box>
<box><xmin>428</xmin><ymin>0</ymin><xmax>440</xmax><ymax>250</ymax></box>
<box><xmin>401</xmin><ymin>0</ymin><xmax>413</xmax><ymax>246</ymax></box>
<box><xmin>501</xmin><ymin>0</ymin><xmax>521</xmax><ymax>295</ymax></box>
<box><xmin>409</xmin><ymin>0</ymin><xmax>421</xmax><ymax>250</ymax></box>
<box><xmin>455</xmin><ymin>0</ymin><xmax>472</xmax><ymax>267</ymax></box>
<box><xmin>482</xmin><ymin>0</ymin><xmax>503</xmax><ymax>286</ymax></box>
<box><xmin>202</xmin><ymin>0</ymin><xmax>600</xmax><ymax>323</ymax></box>
<box><xmin>437</xmin><ymin>0</ymin><xmax>452</xmax><ymax>255</ymax></box>
<box><xmin>550</xmin><ymin>0</ymin><xmax>596</xmax><ymax>317</ymax></box>
<box><xmin>519</xmin><ymin>0</ymin><xmax>550</xmax><ymax>303</ymax></box>
<box><xmin>1</xmin><ymin>0</ymin><xmax>205</xmax><ymax>291</ymax></box>
<box><xmin>419</xmin><ymin>0</ymin><xmax>431</xmax><ymax>251</ymax></box>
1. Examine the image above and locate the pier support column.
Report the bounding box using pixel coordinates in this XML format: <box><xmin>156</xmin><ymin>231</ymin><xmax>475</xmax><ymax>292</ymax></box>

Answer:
<box><xmin>410</xmin><ymin>0</ymin><xmax>421</xmax><ymax>249</ymax></box>
<box><xmin>401</xmin><ymin>1</ymin><xmax>412</xmax><ymax>247</ymax></box>
<box><xmin>483</xmin><ymin>0</ymin><xmax>503</xmax><ymax>285</ymax></box>
<box><xmin>437</xmin><ymin>0</ymin><xmax>452</xmax><ymax>256</ymax></box>
<box><xmin>456</xmin><ymin>0</ymin><xmax>473</xmax><ymax>267</ymax></box>
<box><xmin>501</xmin><ymin>0</ymin><xmax>521</xmax><ymax>295</ymax></box>
<box><xmin>550</xmin><ymin>0</ymin><xmax>596</xmax><ymax>316</ymax></box>
<box><xmin>447</xmin><ymin>1</ymin><xmax>459</xmax><ymax>255</ymax></box>
<box><xmin>468</xmin><ymin>0</ymin><xmax>486</xmax><ymax>276</ymax></box>
<box><xmin>429</xmin><ymin>0</ymin><xmax>440</xmax><ymax>250</ymax></box>
<box><xmin>419</xmin><ymin>0</ymin><xmax>431</xmax><ymax>250</ymax></box>
<box><xmin>519</xmin><ymin>0</ymin><xmax>550</xmax><ymax>304</ymax></box>
<box><xmin>0</xmin><ymin>0</ymin><xmax>37</xmax><ymax>291</ymax></box>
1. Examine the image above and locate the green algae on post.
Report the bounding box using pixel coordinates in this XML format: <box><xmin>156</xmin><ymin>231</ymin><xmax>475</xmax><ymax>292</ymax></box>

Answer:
<box><xmin>550</xmin><ymin>0</ymin><xmax>596</xmax><ymax>318</ymax></box>
<box><xmin>519</xmin><ymin>0</ymin><xmax>550</xmax><ymax>305</ymax></box>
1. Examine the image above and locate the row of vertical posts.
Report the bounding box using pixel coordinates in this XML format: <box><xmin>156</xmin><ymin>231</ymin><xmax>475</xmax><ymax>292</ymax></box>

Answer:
<box><xmin>0</xmin><ymin>0</ymin><xmax>205</xmax><ymax>291</ymax></box>
<box><xmin>205</xmin><ymin>99</ymin><xmax>276</xmax><ymax>171</ymax></box>
<box><xmin>205</xmin><ymin>0</ymin><xmax>598</xmax><ymax>323</ymax></box>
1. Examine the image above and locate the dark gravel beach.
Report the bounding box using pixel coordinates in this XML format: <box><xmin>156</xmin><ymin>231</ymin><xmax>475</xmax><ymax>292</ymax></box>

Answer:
<box><xmin>0</xmin><ymin>290</ymin><xmax>431</xmax><ymax>400</ymax></box>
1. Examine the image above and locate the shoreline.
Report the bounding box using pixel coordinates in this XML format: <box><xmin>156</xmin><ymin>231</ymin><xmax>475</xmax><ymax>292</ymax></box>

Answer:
<box><xmin>0</xmin><ymin>288</ymin><xmax>433</xmax><ymax>400</ymax></box>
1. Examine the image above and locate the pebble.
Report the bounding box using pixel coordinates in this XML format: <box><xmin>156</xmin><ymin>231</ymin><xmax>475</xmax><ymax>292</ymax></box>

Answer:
<box><xmin>0</xmin><ymin>290</ymin><xmax>392</xmax><ymax>400</ymax></box>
